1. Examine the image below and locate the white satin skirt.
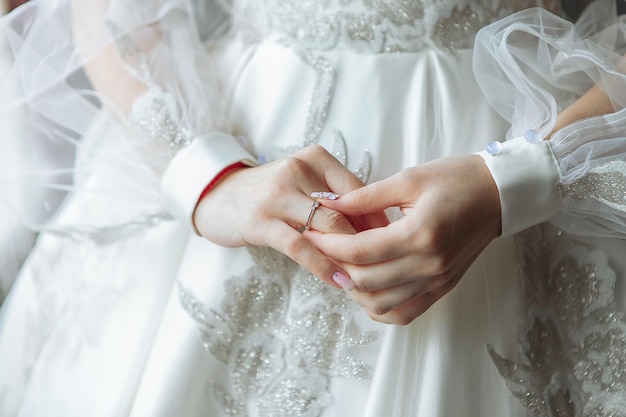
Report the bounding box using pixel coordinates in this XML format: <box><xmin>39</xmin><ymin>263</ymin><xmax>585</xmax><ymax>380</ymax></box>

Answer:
<box><xmin>4</xmin><ymin>39</ymin><xmax>618</xmax><ymax>417</ymax></box>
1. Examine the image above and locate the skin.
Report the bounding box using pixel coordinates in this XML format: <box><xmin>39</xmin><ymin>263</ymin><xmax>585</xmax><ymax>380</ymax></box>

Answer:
<box><xmin>73</xmin><ymin>0</ymin><xmax>149</xmax><ymax>116</ymax></box>
<box><xmin>193</xmin><ymin>144</ymin><xmax>389</xmax><ymax>288</ymax></box>
<box><xmin>304</xmin><ymin>155</ymin><xmax>501</xmax><ymax>325</ymax></box>
<box><xmin>550</xmin><ymin>84</ymin><xmax>615</xmax><ymax>134</ymax></box>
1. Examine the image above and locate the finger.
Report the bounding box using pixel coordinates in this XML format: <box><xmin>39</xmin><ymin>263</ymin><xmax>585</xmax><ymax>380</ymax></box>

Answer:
<box><xmin>306</xmin><ymin>221</ymin><xmax>416</xmax><ymax>265</ymax></box>
<box><xmin>280</xmin><ymin>193</ymin><xmax>356</xmax><ymax>235</ymax></box>
<box><xmin>346</xmin><ymin>272</ymin><xmax>446</xmax><ymax>314</ymax></box>
<box><xmin>302</xmin><ymin>145</ymin><xmax>366</xmax><ymax>195</ymax></box>
<box><xmin>364</xmin><ymin>289</ymin><xmax>447</xmax><ymax>325</ymax></box>
<box><xmin>306</xmin><ymin>204</ymin><xmax>357</xmax><ymax>235</ymax></box>
<box><xmin>338</xmin><ymin>254</ymin><xmax>442</xmax><ymax>292</ymax></box>
<box><xmin>352</xmin><ymin>212</ymin><xmax>390</xmax><ymax>231</ymax></box>
<box><xmin>346</xmin><ymin>229</ymin><xmax>489</xmax><ymax>292</ymax></box>
<box><xmin>317</xmin><ymin>173</ymin><xmax>409</xmax><ymax>217</ymax></box>
<box><xmin>356</xmin><ymin>211</ymin><xmax>391</xmax><ymax>231</ymax></box>
<box><xmin>309</xmin><ymin>197</ymin><xmax>389</xmax><ymax>232</ymax></box>
<box><xmin>298</xmin><ymin>145</ymin><xmax>391</xmax><ymax>231</ymax></box>
<box><xmin>265</xmin><ymin>221</ymin><xmax>354</xmax><ymax>289</ymax></box>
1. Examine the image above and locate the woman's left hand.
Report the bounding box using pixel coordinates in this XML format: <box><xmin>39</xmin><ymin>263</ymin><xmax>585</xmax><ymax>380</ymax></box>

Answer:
<box><xmin>305</xmin><ymin>155</ymin><xmax>502</xmax><ymax>325</ymax></box>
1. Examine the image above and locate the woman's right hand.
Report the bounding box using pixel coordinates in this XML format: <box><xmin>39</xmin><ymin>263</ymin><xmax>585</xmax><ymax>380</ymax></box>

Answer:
<box><xmin>193</xmin><ymin>144</ymin><xmax>389</xmax><ymax>287</ymax></box>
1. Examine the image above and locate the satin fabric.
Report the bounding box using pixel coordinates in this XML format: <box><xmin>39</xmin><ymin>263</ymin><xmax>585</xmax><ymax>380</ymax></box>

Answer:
<box><xmin>0</xmin><ymin>41</ymin><xmax>534</xmax><ymax>416</ymax></box>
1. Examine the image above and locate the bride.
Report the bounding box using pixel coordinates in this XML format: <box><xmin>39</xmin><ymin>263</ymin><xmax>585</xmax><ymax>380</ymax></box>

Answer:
<box><xmin>1</xmin><ymin>0</ymin><xmax>626</xmax><ymax>416</ymax></box>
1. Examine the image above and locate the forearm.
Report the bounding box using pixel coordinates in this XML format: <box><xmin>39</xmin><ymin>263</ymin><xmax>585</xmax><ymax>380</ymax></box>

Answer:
<box><xmin>72</xmin><ymin>0</ymin><xmax>155</xmax><ymax>116</ymax></box>
<box><xmin>551</xmin><ymin>84</ymin><xmax>616</xmax><ymax>135</ymax></box>
<box><xmin>70</xmin><ymin>0</ymin><xmax>259</xmax><ymax>230</ymax></box>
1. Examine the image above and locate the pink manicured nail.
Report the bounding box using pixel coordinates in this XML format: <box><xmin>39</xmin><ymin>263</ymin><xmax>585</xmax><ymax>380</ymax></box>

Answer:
<box><xmin>332</xmin><ymin>272</ymin><xmax>355</xmax><ymax>291</ymax></box>
<box><xmin>311</xmin><ymin>191</ymin><xmax>340</xmax><ymax>200</ymax></box>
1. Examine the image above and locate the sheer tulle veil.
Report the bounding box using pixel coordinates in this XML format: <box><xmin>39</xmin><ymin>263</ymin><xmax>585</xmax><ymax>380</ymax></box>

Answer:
<box><xmin>0</xmin><ymin>0</ymin><xmax>236</xmax><ymax>241</ymax></box>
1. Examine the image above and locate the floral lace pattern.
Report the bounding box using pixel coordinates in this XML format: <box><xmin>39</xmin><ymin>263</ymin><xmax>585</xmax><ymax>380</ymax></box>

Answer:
<box><xmin>489</xmin><ymin>225</ymin><xmax>626</xmax><ymax>416</ymax></box>
<box><xmin>178</xmin><ymin>247</ymin><xmax>379</xmax><ymax>417</ymax></box>
<box><xmin>236</xmin><ymin>0</ymin><xmax>562</xmax><ymax>53</ymax></box>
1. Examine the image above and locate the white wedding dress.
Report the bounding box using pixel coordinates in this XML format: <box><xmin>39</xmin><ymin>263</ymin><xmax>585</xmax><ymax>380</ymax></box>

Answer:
<box><xmin>1</xmin><ymin>0</ymin><xmax>626</xmax><ymax>416</ymax></box>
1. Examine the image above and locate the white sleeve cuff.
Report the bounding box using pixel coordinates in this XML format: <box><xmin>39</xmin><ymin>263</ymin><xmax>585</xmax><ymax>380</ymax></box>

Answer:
<box><xmin>476</xmin><ymin>136</ymin><xmax>562</xmax><ymax>237</ymax></box>
<box><xmin>161</xmin><ymin>132</ymin><xmax>258</xmax><ymax>231</ymax></box>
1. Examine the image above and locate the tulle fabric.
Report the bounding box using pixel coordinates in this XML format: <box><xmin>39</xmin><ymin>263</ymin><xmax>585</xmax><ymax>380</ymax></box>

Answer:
<box><xmin>0</xmin><ymin>0</ymin><xmax>232</xmax><ymax>236</ymax></box>
<box><xmin>2</xmin><ymin>0</ymin><xmax>624</xmax><ymax>254</ymax></box>
<box><xmin>474</xmin><ymin>0</ymin><xmax>626</xmax><ymax>237</ymax></box>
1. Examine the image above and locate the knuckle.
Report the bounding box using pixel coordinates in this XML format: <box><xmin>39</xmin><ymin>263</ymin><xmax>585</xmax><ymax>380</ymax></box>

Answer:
<box><xmin>364</xmin><ymin>309</ymin><xmax>382</xmax><ymax>323</ymax></box>
<box><xmin>350</xmin><ymin>274</ymin><xmax>371</xmax><ymax>293</ymax></box>
<box><xmin>393</xmin><ymin>313</ymin><xmax>415</xmax><ymax>326</ymax></box>
<box><xmin>368</xmin><ymin>299</ymin><xmax>393</xmax><ymax>316</ymax></box>
<box><xmin>255</xmin><ymin>202</ymin><xmax>274</xmax><ymax>220</ymax></box>
<box><xmin>282</xmin><ymin>234</ymin><xmax>308</xmax><ymax>257</ymax></box>
<box><xmin>419</xmin><ymin>274</ymin><xmax>450</xmax><ymax>292</ymax></box>
<box><xmin>322</xmin><ymin>210</ymin><xmax>350</xmax><ymax>232</ymax></box>
<box><xmin>429</xmin><ymin>254</ymin><xmax>450</xmax><ymax>275</ymax></box>
<box><xmin>279</xmin><ymin>156</ymin><xmax>309</xmax><ymax>178</ymax></box>
<box><xmin>344</xmin><ymin>243</ymin><xmax>368</xmax><ymax>264</ymax></box>
<box><xmin>415</xmin><ymin>222</ymin><xmax>448</xmax><ymax>251</ymax></box>
<box><xmin>429</xmin><ymin>274</ymin><xmax>450</xmax><ymax>291</ymax></box>
<box><xmin>299</xmin><ymin>144</ymin><xmax>327</xmax><ymax>160</ymax></box>
<box><xmin>440</xmin><ymin>277</ymin><xmax>459</xmax><ymax>294</ymax></box>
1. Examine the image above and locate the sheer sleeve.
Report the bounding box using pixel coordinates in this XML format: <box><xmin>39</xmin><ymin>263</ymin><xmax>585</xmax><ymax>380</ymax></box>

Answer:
<box><xmin>0</xmin><ymin>0</ymin><xmax>256</xmax><ymax>240</ymax></box>
<box><xmin>474</xmin><ymin>0</ymin><xmax>626</xmax><ymax>238</ymax></box>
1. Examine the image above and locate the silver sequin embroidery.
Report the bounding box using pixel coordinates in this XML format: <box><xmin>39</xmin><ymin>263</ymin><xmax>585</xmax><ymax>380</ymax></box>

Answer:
<box><xmin>128</xmin><ymin>88</ymin><xmax>192</xmax><ymax>148</ymax></box>
<box><xmin>561</xmin><ymin>160</ymin><xmax>626</xmax><ymax>213</ymax></box>
<box><xmin>489</xmin><ymin>225</ymin><xmax>626</xmax><ymax>416</ymax></box>
<box><xmin>107</xmin><ymin>21</ymin><xmax>192</xmax><ymax>148</ymax></box>
<box><xmin>178</xmin><ymin>247</ymin><xmax>379</xmax><ymax>417</ymax></box>
<box><xmin>238</xmin><ymin>0</ymin><xmax>562</xmax><ymax>54</ymax></box>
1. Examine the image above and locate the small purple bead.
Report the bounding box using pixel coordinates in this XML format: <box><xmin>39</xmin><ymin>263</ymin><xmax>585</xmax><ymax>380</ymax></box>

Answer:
<box><xmin>524</xmin><ymin>129</ymin><xmax>541</xmax><ymax>143</ymax></box>
<box><xmin>486</xmin><ymin>141</ymin><xmax>503</xmax><ymax>155</ymax></box>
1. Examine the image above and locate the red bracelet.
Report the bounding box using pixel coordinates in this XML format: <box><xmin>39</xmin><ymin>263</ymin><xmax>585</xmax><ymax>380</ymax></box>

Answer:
<box><xmin>197</xmin><ymin>161</ymin><xmax>248</xmax><ymax>203</ymax></box>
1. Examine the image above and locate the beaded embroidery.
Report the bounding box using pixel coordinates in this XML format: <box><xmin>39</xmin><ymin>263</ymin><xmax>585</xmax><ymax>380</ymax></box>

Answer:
<box><xmin>560</xmin><ymin>160</ymin><xmax>626</xmax><ymax>213</ymax></box>
<box><xmin>128</xmin><ymin>88</ymin><xmax>192</xmax><ymax>148</ymax></box>
<box><xmin>237</xmin><ymin>0</ymin><xmax>562</xmax><ymax>54</ymax></box>
<box><xmin>178</xmin><ymin>247</ymin><xmax>379</xmax><ymax>417</ymax></box>
<box><xmin>489</xmin><ymin>225</ymin><xmax>626</xmax><ymax>416</ymax></box>
<box><xmin>234</xmin><ymin>0</ymin><xmax>563</xmax><ymax>165</ymax></box>
<box><xmin>106</xmin><ymin>21</ymin><xmax>193</xmax><ymax>149</ymax></box>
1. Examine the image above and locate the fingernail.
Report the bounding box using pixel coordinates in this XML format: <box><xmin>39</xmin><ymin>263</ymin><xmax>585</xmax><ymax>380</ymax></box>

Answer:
<box><xmin>311</xmin><ymin>191</ymin><xmax>340</xmax><ymax>200</ymax></box>
<box><xmin>332</xmin><ymin>272</ymin><xmax>355</xmax><ymax>291</ymax></box>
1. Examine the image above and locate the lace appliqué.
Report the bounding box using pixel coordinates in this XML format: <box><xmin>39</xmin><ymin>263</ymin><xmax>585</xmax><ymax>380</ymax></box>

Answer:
<box><xmin>128</xmin><ymin>88</ymin><xmax>192</xmax><ymax>148</ymax></box>
<box><xmin>106</xmin><ymin>22</ymin><xmax>191</xmax><ymax>148</ymax></box>
<box><xmin>489</xmin><ymin>225</ymin><xmax>626</xmax><ymax>416</ymax></box>
<box><xmin>242</xmin><ymin>0</ymin><xmax>562</xmax><ymax>54</ymax></box>
<box><xmin>178</xmin><ymin>246</ymin><xmax>379</xmax><ymax>417</ymax></box>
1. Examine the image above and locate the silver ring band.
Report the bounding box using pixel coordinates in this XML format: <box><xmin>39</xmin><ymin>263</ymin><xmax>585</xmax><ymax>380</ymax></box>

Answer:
<box><xmin>304</xmin><ymin>201</ymin><xmax>320</xmax><ymax>231</ymax></box>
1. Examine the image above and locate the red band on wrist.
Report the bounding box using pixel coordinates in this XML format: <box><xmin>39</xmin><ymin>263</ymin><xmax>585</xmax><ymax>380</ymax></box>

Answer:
<box><xmin>197</xmin><ymin>161</ymin><xmax>248</xmax><ymax>203</ymax></box>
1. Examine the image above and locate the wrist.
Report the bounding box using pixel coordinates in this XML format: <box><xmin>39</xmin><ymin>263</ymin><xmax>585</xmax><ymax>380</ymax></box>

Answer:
<box><xmin>192</xmin><ymin>161</ymin><xmax>249</xmax><ymax>235</ymax></box>
<box><xmin>476</xmin><ymin>136</ymin><xmax>562</xmax><ymax>237</ymax></box>
<box><xmin>161</xmin><ymin>132</ymin><xmax>258</xmax><ymax>234</ymax></box>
